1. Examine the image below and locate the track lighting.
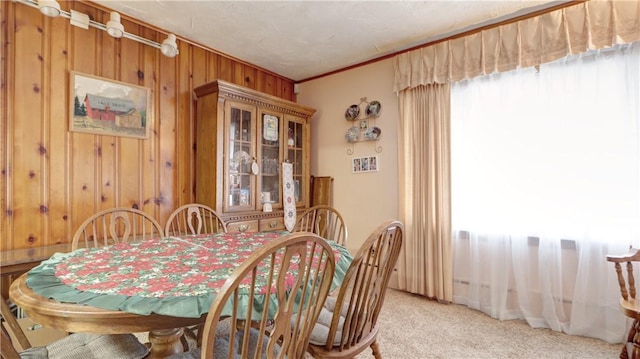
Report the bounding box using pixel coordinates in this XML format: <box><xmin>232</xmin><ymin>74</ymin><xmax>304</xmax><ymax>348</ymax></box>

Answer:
<box><xmin>106</xmin><ymin>11</ymin><xmax>124</xmax><ymax>38</ymax></box>
<box><xmin>15</xmin><ymin>0</ymin><xmax>179</xmax><ymax>58</ymax></box>
<box><xmin>38</xmin><ymin>0</ymin><xmax>60</xmax><ymax>17</ymax></box>
<box><xmin>69</xmin><ymin>10</ymin><xmax>89</xmax><ymax>30</ymax></box>
<box><xmin>161</xmin><ymin>34</ymin><xmax>179</xmax><ymax>58</ymax></box>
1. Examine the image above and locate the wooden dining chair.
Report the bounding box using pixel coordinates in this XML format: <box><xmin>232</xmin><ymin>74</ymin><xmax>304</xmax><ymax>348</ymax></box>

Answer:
<box><xmin>164</xmin><ymin>203</ymin><xmax>228</xmax><ymax>344</ymax></box>
<box><xmin>0</xmin><ymin>295</ymin><xmax>149</xmax><ymax>359</ymax></box>
<box><xmin>167</xmin><ymin>232</ymin><xmax>336</xmax><ymax>359</ymax></box>
<box><xmin>164</xmin><ymin>203</ymin><xmax>227</xmax><ymax>236</ymax></box>
<box><xmin>294</xmin><ymin>205</ymin><xmax>348</xmax><ymax>246</ymax></box>
<box><xmin>71</xmin><ymin>207</ymin><xmax>164</xmax><ymax>250</ymax></box>
<box><xmin>307</xmin><ymin>219</ymin><xmax>404</xmax><ymax>359</ymax></box>
<box><xmin>607</xmin><ymin>248</ymin><xmax>640</xmax><ymax>359</ymax></box>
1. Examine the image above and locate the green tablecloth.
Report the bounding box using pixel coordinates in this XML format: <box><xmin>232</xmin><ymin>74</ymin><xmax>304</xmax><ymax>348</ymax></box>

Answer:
<box><xmin>26</xmin><ymin>231</ymin><xmax>352</xmax><ymax>319</ymax></box>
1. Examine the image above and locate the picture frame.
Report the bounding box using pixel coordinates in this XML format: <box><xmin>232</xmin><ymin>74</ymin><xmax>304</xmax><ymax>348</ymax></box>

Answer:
<box><xmin>352</xmin><ymin>156</ymin><xmax>379</xmax><ymax>173</ymax></box>
<box><xmin>263</xmin><ymin>114</ymin><xmax>279</xmax><ymax>141</ymax></box>
<box><xmin>70</xmin><ymin>71</ymin><xmax>151</xmax><ymax>139</ymax></box>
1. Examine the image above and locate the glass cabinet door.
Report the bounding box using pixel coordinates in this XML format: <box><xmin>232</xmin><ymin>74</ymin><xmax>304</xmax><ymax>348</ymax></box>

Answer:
<box><xmin>285</xmin><ymin>114</ymin><xmax>307</xmax><ymax>206</ymax></box>
<box><xmin>225</xmin><ymin>102</ymin><xmax>256</xmax><ymax>212</ymax></box>
<box><xmin>258</xmin><ymin>110</ymin><xmax>282</xmax><ymax>210</ymax></box>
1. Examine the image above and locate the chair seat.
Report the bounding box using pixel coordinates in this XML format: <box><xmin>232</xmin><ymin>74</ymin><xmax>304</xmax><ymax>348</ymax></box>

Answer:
<box><xmin>309</xmin><ymin>297</ymin><xmax>348</xmax><ymax>346</ymax></box>
<box><xmin>19</xmin><ymin>333</ymin><xmax>149</xmax><ymax>359</ymax></box>
<box><xmin>620</xmin><ymin>298</ymin><xmax>640</xmax><ymax>318</ymax></box>
<box><xmin>166</xmin><ymin>319</ymin><xmax>281</xmax><ymax>359</ymax></box>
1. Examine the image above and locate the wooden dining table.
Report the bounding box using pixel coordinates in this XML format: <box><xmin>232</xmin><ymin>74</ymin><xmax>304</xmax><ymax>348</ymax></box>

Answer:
<box><xmin>9</xmin><ymin>231</ymin><xmax>352</xmax><ymax>358</ymax></box>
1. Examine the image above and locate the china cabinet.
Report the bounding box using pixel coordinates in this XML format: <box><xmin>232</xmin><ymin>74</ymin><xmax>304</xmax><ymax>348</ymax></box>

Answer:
<box><xmin>193</xmin><ymin>80</ymin><xmax>315</xmax><ymax>232</ymax></box>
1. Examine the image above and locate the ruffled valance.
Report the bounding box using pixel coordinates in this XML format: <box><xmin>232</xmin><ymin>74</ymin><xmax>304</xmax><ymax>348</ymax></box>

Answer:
<box><xmin>393</xmin><ymin>0</ymin><xmax>640</xmax><ymax>92</ymax></box>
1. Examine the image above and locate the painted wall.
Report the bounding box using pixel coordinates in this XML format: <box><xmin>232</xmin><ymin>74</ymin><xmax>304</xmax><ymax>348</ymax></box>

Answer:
<box><xmin>297</xmin><ymin>59</ymin><xmax>400</xmax><ymax>254</ymax></box>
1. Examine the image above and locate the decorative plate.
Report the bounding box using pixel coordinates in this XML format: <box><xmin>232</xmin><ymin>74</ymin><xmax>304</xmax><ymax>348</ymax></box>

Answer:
<box><xmin>366</xmin><ymin>101</ymin><xmax>382</xmax><ymax>117</ymax></box>
<box><xmin>345</xmin><ymin>105</ymin><xmax>360</xmax><ymax>121</ymax></box>
<box><xmin>364</xmin><ymin>126</ymin><xmax>382</xmax><ymax>141</ymax></box>
<box><xmin>251</xmin><ymin>161</ymin><xmax>260</xmax><ymax>175</ymax></box>
<box><xmin>344</xmin><ymin>126</ymin><xmax>360</xmax><ymax>142</ymax></box>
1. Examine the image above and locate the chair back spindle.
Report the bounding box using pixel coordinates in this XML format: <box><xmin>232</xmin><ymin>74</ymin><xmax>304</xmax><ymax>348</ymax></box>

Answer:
<box><xmin>628</xmin><ymin>261</ymin><xmax>637</xmax><ymax>300</ymax></box>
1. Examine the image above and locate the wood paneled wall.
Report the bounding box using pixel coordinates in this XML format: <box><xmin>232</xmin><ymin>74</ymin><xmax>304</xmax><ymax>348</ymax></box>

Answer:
<box><xmin>0</xmin><ymin>1</ymin><xmax>296</xmax><ymax>250</ymax></box>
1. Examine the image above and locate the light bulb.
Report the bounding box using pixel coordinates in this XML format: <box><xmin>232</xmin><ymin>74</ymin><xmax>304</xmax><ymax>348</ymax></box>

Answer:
<box><xmin>106</xmin><ymin>11</ymin><xmax>124</xmax><ymax>38</ymax></box>
<box><xmin>161</xmin><ymin>34</ymin><xmax>179</xmax><ymax>57</ymax></box>
<box><xmin>38</xmin><ymin>0</ymin><xmax>61</xmax><ymax>17</ymax></box>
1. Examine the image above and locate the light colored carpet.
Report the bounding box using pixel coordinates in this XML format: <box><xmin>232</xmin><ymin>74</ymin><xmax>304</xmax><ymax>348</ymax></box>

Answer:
<box><xmin>137</xmin><ymin>288</ymin><xmax>623</xmax><ymax>358</ymax></box>
<box><xmin>363</xmin><ymin>288</ymin><xmax>622</xmax><ymax>359</ymax></box>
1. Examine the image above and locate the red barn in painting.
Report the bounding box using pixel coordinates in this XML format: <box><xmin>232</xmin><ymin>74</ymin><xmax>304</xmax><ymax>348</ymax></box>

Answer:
<box><xmin>84</xmin><ymin>94</ymin><xmax>143</xmax><ymax>128</ymax></box>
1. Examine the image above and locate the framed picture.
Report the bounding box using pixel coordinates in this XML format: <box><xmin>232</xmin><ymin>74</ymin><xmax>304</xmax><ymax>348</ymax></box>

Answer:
<box><xmin>352</xmin><ymin>156</ymin><xmax>379</xmax><ymax>173</ymax></box>
<box><xmin>70</xmin><ymin>71</ymin><xmax>151</xmax><ymax>139</ymax></box>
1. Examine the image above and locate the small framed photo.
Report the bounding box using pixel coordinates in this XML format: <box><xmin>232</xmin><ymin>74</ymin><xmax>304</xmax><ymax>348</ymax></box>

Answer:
<box><xmin>352</xmin><ymin>156</ymin><xmax>379</xmax><ymax>173</ymax></box>
<box><xmin>359</xmin><ymin>120</ymin><xmax>368</xmax><ymax>129</ymax></box>
<box><xmin>352</xmin><ymin>158</ymin><xmax>361</xmax><ymax>173</ymax></box>
<box><xmin>70</xmin><ymin>71</ymin><xmax>151</xmax><ymax>139</ymax></box>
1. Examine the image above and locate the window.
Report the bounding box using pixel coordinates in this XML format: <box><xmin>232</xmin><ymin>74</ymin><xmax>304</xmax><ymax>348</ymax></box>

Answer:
<box><xmin>450</xmin><ymin>42</ymin><xmax>640</xmax><ymax>342</ymax></box>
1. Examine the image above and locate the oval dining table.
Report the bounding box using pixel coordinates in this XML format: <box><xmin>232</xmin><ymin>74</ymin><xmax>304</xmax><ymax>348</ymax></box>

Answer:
<box><xmin>10</xmin><ymin>275</ymin><xmax>204</xmax><ymax>357</ymax></box>
<box><xmin>9</xmin><ymin>230</ymin><xmax>352</xmax><ymax>358</ymax></box>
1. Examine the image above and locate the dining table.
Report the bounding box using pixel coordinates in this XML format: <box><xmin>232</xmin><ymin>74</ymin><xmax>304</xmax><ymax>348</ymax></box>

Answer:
<box><xmin>9</xmin><ymin>230</ymin><xmax>352</xmax><ymax>358</ymax></box>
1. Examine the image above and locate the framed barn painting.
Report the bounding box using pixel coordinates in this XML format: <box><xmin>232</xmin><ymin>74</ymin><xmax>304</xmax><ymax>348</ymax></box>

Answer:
<box><xmin>70</xmin><ymin>71</ymin><xmax>151</xmax><ymax>139</ymax></box>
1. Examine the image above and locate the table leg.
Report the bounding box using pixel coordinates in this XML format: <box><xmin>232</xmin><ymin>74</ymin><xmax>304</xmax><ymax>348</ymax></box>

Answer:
<box><xmin>148</xmin><ymin>327</ymin><xmax>184</xmax><ymax>358</ymax></box>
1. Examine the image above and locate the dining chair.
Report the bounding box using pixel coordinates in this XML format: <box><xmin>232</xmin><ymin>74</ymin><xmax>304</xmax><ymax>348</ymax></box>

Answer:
<box><xmin>294</xmin><ymin>205</ymin><xmax>348</xmax><ymax>246</ymax></box>
<box><xmin>607</xmin><ymin>248</ymin><xmax>640</xmax><ymax>359</ymax></box>
<box><xmin>164</xmin><ymin>203</ymin><xmax>228</xmax><ymax>345</ymax></box>
<box><xmin>167</xmin><ymin>232</ymin><xmax>336</xmax><ymax>359</ymax></box>
<box><xmin>0</xmin><ymin>295</ymin><xmax>149</xmax><ymax>359</ymax></box>
<box><xmin>307</xmin><ymin>219</ymin><xmax>404</xmax><ymax>359</ymax></box>
<box><xmin>164</xmin><ymin>203</ymin><xmax>227</xmax><ymax>236</ymax></box>
<box><xmin>71</xmin><ymin>207</ymin><xmax>164</xmax><ymax>250</ymax></box>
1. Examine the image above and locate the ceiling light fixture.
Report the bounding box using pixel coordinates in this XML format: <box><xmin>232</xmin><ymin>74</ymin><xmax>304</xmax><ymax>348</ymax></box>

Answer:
<box><xmin>160</xmin><ymin>34</ymin><xmax>179</xmax><ymax>58</ymax></box>
<box><xmin>15</xmin><ymin>0</ymin><xmax>179</xmax><ymax>58</ymax></box>
<box><xmin>105</xmin><ymin>11</ymin><xmax>124</xmax><ymax>38</ymax></box>
<box><xmin>38</xmin><ymin>0</ymin><xmax>61</xmax><ymax>17</ymax></box>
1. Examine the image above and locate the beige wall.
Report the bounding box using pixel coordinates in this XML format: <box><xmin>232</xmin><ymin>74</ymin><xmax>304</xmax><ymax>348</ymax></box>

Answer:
<box><xmin>297</xmin><ymin>58</ymin><xmax>400</xmax><ymax>253</ymax></box>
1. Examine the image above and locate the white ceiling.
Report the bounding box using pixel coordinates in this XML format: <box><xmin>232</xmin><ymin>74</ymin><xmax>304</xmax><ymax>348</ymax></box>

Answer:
<box><xmin>92</xmin><ymin>0</ymin><xmax>566</xmax><ymax>81</ymax></box>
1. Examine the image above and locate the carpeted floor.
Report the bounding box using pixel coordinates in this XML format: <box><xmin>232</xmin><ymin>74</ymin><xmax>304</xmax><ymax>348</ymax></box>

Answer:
<box><xmin>362</xmin><ymin>288</ymin><xmax>622</xmax><ymax>359</ymax></box>
<box><xmin>137</xmin><ymin>288</ymin><xmax>623</xmax><ymax>358</ymax></box>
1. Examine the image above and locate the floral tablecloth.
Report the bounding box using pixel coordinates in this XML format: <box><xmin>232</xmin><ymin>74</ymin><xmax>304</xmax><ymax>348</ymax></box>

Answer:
<box><xmin>25</xmin><ymin>231</ymin><xmax>351</xmax><ymax>319</ymax></box>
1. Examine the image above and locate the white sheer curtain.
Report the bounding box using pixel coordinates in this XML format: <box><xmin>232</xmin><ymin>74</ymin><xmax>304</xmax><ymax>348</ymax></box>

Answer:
<box><xmin>451</xmin><ymin>42</ymin><xmax>640</xmax><ymax>343</ymax></box>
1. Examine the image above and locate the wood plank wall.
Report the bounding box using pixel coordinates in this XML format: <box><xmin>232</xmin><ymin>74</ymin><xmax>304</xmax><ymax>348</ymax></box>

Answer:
<box><xmin>0</xmin><ymin>1</ymin><xmax>296</xmax><ymax>251</ymax></box>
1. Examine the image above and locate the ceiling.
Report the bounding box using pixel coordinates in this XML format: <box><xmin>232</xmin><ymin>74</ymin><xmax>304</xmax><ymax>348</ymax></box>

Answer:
<box><xmin>91</xmin><ymin>0</ymin><xmax>567</xmax><ymax>82</ymax></box>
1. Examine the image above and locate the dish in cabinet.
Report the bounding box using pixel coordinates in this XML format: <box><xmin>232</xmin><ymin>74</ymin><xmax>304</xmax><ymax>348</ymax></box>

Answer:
<box><xmin>344</xmin><ymin>105</ymin><xmax>360</xmax><ymax>121</ymax></box>
<box><xmin>233</xmin><ymin>150</ymin><xmax>251</xmax><ymax>163</ymax></box>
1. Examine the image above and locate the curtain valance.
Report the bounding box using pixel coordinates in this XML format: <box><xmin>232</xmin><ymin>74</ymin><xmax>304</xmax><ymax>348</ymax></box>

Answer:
<box><xmin>393</xmin><ymin>0</ymin><xmax>640</xmax><ymax>92</ymax></box>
